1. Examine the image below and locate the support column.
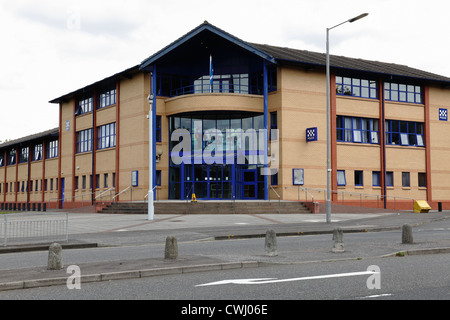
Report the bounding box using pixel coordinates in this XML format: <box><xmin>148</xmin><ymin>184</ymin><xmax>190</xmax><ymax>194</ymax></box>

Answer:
<box><xmin>263</xmin><ymin>61</ymin><xmax>269</xmax><ymax>201</ymax></box>
<box><xmin>424</xmin><ymin>85</ymin><xmax>432</xmax><ymax>203</ymax></box>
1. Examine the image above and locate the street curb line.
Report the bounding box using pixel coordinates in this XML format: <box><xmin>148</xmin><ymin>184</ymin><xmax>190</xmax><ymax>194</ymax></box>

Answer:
<box><xmin>0</xmin><ymin>261</ymin><xmax>260</xmax><ymax>292</ymax></box>
<box><xmin>382</xmin><ymin>247</ymin><xmax>450</xmax><ymax>258</ymax></box>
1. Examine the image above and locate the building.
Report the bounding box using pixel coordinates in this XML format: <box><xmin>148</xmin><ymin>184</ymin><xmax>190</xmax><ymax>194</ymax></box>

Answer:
<box><xmin>2</xmin><ymin>21</ymin><xmax>450</xmax><ymax>211</ymax></box>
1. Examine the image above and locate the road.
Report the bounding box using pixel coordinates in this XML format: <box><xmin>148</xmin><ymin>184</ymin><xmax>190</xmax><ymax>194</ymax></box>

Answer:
<box><xmin>0</xmin><ymin>253</ymin><xmax>449</xmax><ymax>302</ymax></box>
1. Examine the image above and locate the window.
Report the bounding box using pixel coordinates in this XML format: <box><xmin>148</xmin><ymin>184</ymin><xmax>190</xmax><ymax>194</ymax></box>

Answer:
<box><xmin>76</xmin><ymin>129</ymin><xmax>93</xmax><ymax>153</ymax></box>
<box><xmin>8</xmin><ymin>149</ymin><xmax>16</xmax><ymax>165</ymax></box>
<box><xmin>386</xmin><ymin>172</ymin><xmax>394</xmax><ymax>187</ymax></box>
<box><xmin>402</xmin><ymin>172</ymin><xmax>410</xmax><ymax>188</ymax></box>
<box><xmin>355</xmin><ymin>170</ymin><xmax>363</xmax><ymax>186</ymax></box>
<box><xmin>418</xmin><ymin>172</ymin><xmax>427</xmax><ymax>188</ymax></box>
<box><xmin>112</xmin><ymin>173</ymin><xmax>116</xmax><ymax>188</ymax></box>
<box><xmin>372</xmin><ymin>171</ymin><xmax>381</xmax><ymax>187</ymax></box>
<box><xmin>0</xmin><ymin>155</ymin><xmax>4</xmax><ymax>167</ymax></box>
<box><xmin>47</xmin><ymin>140</ymin><xmax>59</xmax><ymax>158</ymax></box>
<box><xmin>97</xmin><ymin>123</ymin><xmax>116</xmax><ymax>150</ymax></box>
<box><xmin>75</xmin><ymin>176</ymin><xmax>79</xmax><ymax>190</ymax></box>
<box><xmin>156</xmin><ymin>170</ymin><xmax>162</xmax><ymax>186</ymax></box>
<box><xmin>19</xmin><ymin>147</ymin><xmax>29</xmax><ymax>163</ymax></box>
<box><xmin>104</xmin><ymin>174</ymin><xmax>108</xmax><ymax>188</ymax></box>
<box><xmin>270</xmin><ymin>112</ymin><xmax>278</xmax><ymax>140</ymax></box>
<box><xmin>336</xmin><ymin>76</ymin><xmax>378</xmax><ymax>99</ymax></box>
<box><xmin>33</xmin><ymin>144</ymin><xmax>43</xmax><ymax>161</ymax></box>
<box><xmin>385</xmin><ymin>82</ymin><xmax>422</xmax><ymax>104</ymax></box>
<box><xmin>337</xmin><ymin>116</ymin><xmax>379</xmax><ymax>144</ymax></box>
<box><xmin>95</xmin><ymin>174</ymin><xmax>100</xmax><ymax>189</ymax></box>
<box><xmin>385</xmin><ymin>120</ymin><xmax>424</xmax><ymax>147</ymax></box>
<box><xmin>82</xmin><ymin>176</ymin><xmax>86</xmax><ymax>189</ymax></box>
<box><xmin>337</xmin><ymin>170</ymin><xmax>346</xmax><ymax>186</ymax></box>
<box><xmin>156</xmin><ymin>116</ymin><xmax>162</xmax><ymax>143</ymax></box>
<box><xmin>98</xmin><ymin>87</ymin><xmax>116</xmax><ymax>109</ymax></box>
<box><xmin>76</xmin><ymin>97</ymin><xmax>93</xmax><ymax>115</ymax></box>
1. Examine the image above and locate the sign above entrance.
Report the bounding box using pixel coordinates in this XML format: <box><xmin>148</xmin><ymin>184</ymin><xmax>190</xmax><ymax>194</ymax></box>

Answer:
<box><xmin>306</xmin><ymin>127</ymin><xmax>318</xmax><ymax>142</ymax></box>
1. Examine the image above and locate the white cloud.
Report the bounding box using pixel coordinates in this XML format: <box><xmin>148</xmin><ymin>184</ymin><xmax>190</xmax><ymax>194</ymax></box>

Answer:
<box><xmin>1</xmin><ymin>0</ymin><xmax>450</xmax><ymax>141</ymax></box>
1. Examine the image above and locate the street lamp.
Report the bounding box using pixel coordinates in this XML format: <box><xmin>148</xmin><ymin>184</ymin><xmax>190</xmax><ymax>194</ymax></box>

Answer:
<box><xmin>148</xmin><ymin>91</ymin><xmax>154</xmax><ymax>221</ymax></box>
<box><xmin>326</xmin><ymin>13</ymin><xmax>368</xmax><ymax>224</ymax></box>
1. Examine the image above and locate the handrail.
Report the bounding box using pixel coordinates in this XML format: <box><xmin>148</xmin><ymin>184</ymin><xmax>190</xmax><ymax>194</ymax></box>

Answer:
<box><xmin>112</xmin><ymin>186</ymin><xmax>131</xmax><ymax>201</ymax></box>
<box><xmin>283</xmin><ymin>185</ymin><xmax>415</xmax><ymax>210</ymax></box>
<box><xmin>95</xmin><ymin>187</ymin><xmax>115</xmax><ymax>200</ymax></box>
<box><xmin>269</xmin><ymin>185</ymin><xmax>281</xmax><ymax>214</ymax></box>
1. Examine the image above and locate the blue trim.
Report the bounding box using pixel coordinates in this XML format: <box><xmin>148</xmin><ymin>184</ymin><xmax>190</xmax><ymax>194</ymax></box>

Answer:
<box><xmin>140</xmin><ymin>22</ymin><xmax>276</xmax><ymax>71</ymax></box>
<box><xmin>263</xmin><ymin>61</ymin><xmax>269</xmax><ymax>200</ymax></box>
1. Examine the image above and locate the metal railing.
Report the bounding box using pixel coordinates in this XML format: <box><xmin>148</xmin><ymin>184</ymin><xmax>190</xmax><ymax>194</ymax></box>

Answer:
<box><xmin>0</xmin><ymin>212</ymin><xmax>68</xmax><ymax>246</ymax></box>
<box><xmin>269</xmin><ymin>185</ymin><xmax>281</xmax><ymax>214</ymax></box>
<box><xmin>283</xmin><ymin>186</ymin><xmax>415</xmax><ymax>210</ymax></box>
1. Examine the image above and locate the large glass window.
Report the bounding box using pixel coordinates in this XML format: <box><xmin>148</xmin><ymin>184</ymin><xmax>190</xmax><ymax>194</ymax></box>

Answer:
<box><xmin>98</xmin><ymin>87</ymin><xmax>116</xmax><ymax>109</ymax></box>
<box><xmin>47</xmin><ymin>140</ymin><xmax>59</xmax><ymax>159</ymax></box>
<box><xmin>385</xmin><ymin>82</ymin><xmax>422</xmax><ymax>104</ymax></box>
<box><xmin>76</xmin><ymin>97</ymin><xmax>93</xmax><ymax>115</ymax></box>
<box><xmin>337</xmin><ymin>116</ymin><xmax>379</xmax><ymax>144</ymax></box>
<box><xmin>76</xmin><ymin>129</ymin><xmax>93</xmax><ymax>153</ymax></box>
<box><xmin>97</xmin><ymin>123</ymin><xmax>116</xmax><ymax>150</ymax></box>
<box><xmin>385</xmin><ymin>120</ymin><xmax>424</xmax><ymax>147</ymax></box>
<box><xmin>336</xmin><ymin>76</ymin><xmax>378</xmax><ymax>99</ymax></box>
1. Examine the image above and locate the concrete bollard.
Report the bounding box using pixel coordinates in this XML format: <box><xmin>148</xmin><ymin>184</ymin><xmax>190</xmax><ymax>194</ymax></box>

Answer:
<box><xmin>332</xmin><ymin>228</ymin><xmax>345</xmax><ymax>253</ymax></box>
<box><xmin>265</xmin><ymin>229</ymin><xmax>278</xmax><ymax>257</ymax></box>
<box><xmin>402</xmin><ymin>224</ymin><xmax>414</xmax><ymax>244</ymax></box>
<box><xmin>165</xmin><ymin>236</ymin><xmax>178</xmax><ymax>259</ymax></box>
<box><xmin>47</xmin><ymin>243</ymin><xmax>63</xmax><ymax>270</ymax></box>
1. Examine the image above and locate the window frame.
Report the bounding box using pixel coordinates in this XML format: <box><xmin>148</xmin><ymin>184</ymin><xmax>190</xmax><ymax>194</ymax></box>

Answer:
<box><xmin>402</xmin><ymin>172</ymin><xmax>411</xmax><ymax>188</ymax></box>
<box><xmin>337</xmin><ymin>116</ymin><xmax>379</xmax><ymax>144</ymax></box>
<box><xmin>385</xmin><ymin>120</ymin><xmax>424</xmax><ymax>147</ymax></box>
<box><xmin>76</xmin><ymin>129</ymin><xmax>93</xmax><ymax>153</ymax></box>
<box><xmin>337</xmin><ymin>170</ymin><xmax>346</xmax><ymax>186</ymax></box>
<box><xmin>354</xmin><ymin>170</ymin><xmax>364</xmax><ymax>187</ymax></box>
<box><xmin>97</xmin><ymin>123</ymin><xmax>116</xmax><ymax>150</ymax></box>
<box><xmin>385</xmin><ymin>82</ymin><xmax>422</xmax><ymax>104</ymax></box>
<box><xmin>336</xmin><ymin>76</ymin><xmax>378</xmax><ymax>99</ymax></box>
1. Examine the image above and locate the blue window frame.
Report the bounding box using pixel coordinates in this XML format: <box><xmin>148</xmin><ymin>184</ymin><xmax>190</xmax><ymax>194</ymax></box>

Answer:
<box><xmin>8</xmin><ymin>149</ymin><xmax>16</xmax><ymax>165</ymax></box>
<box><xmin>336</xmin><ymin>76</ymin><xmax>377</xmax><ymax>99</ymax></box>
<box><xmin>337</xmin><ymin>116</ymin><xmax>379</xmax><ymax>144</ymax></box>
<box><xmin>76</xmin><ymin>129</ymin><xmax>93</xmax><ymax>153</ymax></box>
<box><xmin>270</xmin><ymin>111</ymin><xmax>277</xmax><ymax>140</ymax></box>
<box><xmin>156</xmin><ymin>116</ymin><xmax>162</xmax><ymax>142</ymax></box>
<box><xmin>354</xmin><ymin>170</ymin><xmax>363</xmax><ymax>186</ymax></box>
<box><xmin>156</xmin><ymin>170</ymin><xmax>162</xmax><ymax>186</ymax></box>
<box><xmin>19</xmin><ymin>147</ymin><xmax>29</xmax><ymax>163</ymax></box>
<box><xmin>47</xmin><ymin>140</ymin><xmax>59</xmax><ymax>159</ymax></box>
<box><xmin>98</xmin><ymin>87</ymin><xmax>116</xmax><ymax>109</ymax></box>
<box><xmin>97</xmin><ymin>123</ymin><xmax>116</xmax><ymax>150</ymax></box>
<box><xmin>385</xmin><ymin>120</ymin><xmax>424</xmax><ymax>147</ymax></box>
<box><xmin>372</xmin><ymin>171</ymin><xmax>381</xmax><ymax>187</ymax></box>
<box><xmin>386</xmin><ymin>171</ymin><xmax>394</xmax><ymax>187</ymax></box>
<box><xmin>337</xmin><ymin>170</ymin><xmax>346</xmax><ymax>186</ymax></box>
<box><xmin>33</xmin><ymin>144</ymin><xmax>43</xmax><ymax>161</ymax></box>
<box><xmin>76</xmin><ymin>97</ymin><xmax>93</xmax><ymax>115</ymax></box>
<box><xmin>0</xmin><ymin>155</ymin><xmax>4</xmax><ymax>167</ymax></box>
<box><xmin>385</xmin><ymin>83</ymin><xmax>422</xmax><ymax>104</ymax></box>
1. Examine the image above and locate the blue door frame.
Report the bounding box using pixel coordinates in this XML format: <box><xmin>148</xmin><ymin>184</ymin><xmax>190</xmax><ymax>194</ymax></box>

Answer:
<box><xmin>243</xmin><ymin>169</ymin><xmax>258</xmax><ymax>200</ymax></box>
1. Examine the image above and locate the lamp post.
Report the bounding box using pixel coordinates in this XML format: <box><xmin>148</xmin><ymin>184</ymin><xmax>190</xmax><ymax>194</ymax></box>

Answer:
<box><xmin>147</xmin><ymin>91</ymin><xmax>154</xmax><ymax>221</ymax></box>
<box><xmin>326</xmin><ymin>13</ymin><xmax>368</xmax><ymax>224</ymax></box>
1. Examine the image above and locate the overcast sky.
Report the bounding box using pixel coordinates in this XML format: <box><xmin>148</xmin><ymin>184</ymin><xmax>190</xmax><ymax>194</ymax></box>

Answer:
<box><xmin>1</xmin><ymin>0</ymin><xmax>449</xmax><ymax>141</ymax></box>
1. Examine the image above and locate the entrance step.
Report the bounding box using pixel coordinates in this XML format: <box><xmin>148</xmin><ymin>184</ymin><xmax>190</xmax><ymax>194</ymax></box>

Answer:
<box><xmin>97</xmin><ymin>201</ymin><xmax>312</xmax><ymax>215</ymax></box>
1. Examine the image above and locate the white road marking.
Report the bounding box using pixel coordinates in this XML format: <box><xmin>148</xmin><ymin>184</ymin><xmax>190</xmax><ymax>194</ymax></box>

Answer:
<box><xmin>196</xmin><ymin>270</ymin><xmax>378</xmax><ymax>287</ymax></box>
<box><xmin>359</xmin><ymin>293</ymin><xmax>393</xmax><ymax>299</ymax></box>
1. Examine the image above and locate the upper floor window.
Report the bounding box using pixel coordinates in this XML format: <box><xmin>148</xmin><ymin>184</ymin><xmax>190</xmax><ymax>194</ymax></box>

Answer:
<box><xmin>0</xmin><ymin>155</ymin><xmax>4</xmax><ymax>167</ymax></box>
<box><xmin>336</xmin><ymin>76</ymin><xmax>378</xmax><ymax>99</ymax></box>
<box><xmin>47</xmin><ymin>140</ymin><xmax>59</xmax><ymax>158</ymax></box>
<box><xmin>19</xmin><ymin>147</ymin><xmax>29</xmax><ymax>163</ymax></box>
<box><xmin>385</xmin><ymin>120</ymin><xmax>424</xmax><ymax>147</ymax></box>
<box><xmin>8</xmin><ymin>149</ymin><xmax>16</xmax><ymax>165</ymax></box>
<box><xmin>156</xmin><ymin>116</ymin><xmax>162</xmax><ymax>143</ymax></box>
<box><xmin>76</xmin><ymin>129</ymin><xmax>93</xmax><ymax>153</ymax></box>
<box><xmin>384</xmin><ymin>83</ymin><xmax>422</xmax><ymax>104</ymax></box>
<box><xmin>76</xmin><ymin>97</ymin><xmax>93</xmax><ymax>115</ymax></box>
<box><xmin>33</xmin><ymin>144</ymin><xmax>43</xmax><ymax>161</ymax></box>
<box><xmin>98</xmin><ymin>87</ymin><xmax>116</xmax><ymax>109</ymax></box>
<box><xmin>337</xmin><ymin>116</ymin><xmax>379</xmax><ymax>144</ymax></box>
<box><xmin>97</xmin><ymin>123</ymin><xmax>116</xmax><ymax>150</ymax></box>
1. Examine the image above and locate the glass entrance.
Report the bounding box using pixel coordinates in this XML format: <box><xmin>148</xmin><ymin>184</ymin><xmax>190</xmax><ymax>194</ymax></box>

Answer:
<box><xmin>243</xmin><ymin>169</ymin><xmax>257</xmax><ymax>199</ymax></box>
<box><xmin>185</xmin><ymin>164</ymin><xmax>233</xmax><ymax>200</ymax></box>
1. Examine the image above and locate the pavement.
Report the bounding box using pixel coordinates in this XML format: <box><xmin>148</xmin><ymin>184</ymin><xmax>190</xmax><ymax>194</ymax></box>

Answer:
<box><xmin>1</xmin><ymin>209</ymin><xmax>450</xmax><ymax>292</ymax></box>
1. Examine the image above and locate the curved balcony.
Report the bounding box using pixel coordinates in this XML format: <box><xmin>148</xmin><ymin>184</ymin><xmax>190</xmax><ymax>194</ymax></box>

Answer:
<box><xmin>164</xmin><ymin>93</ymin><xmax>264</xmax><ymax>116</ymax></box>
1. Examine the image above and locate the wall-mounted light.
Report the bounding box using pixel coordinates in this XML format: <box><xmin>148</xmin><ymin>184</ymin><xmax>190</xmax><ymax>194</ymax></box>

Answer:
<box><xmin>156</xmin><ymin>149</ymin><xmax>163</xmax><ymax>162</ymax></box>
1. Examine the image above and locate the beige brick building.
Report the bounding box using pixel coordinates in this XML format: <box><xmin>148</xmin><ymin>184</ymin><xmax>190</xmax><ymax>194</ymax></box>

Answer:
<box><xmin>2</xmin><ymin>22</ymin><xmax>450</xmax><ymax>211</ymax></box>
